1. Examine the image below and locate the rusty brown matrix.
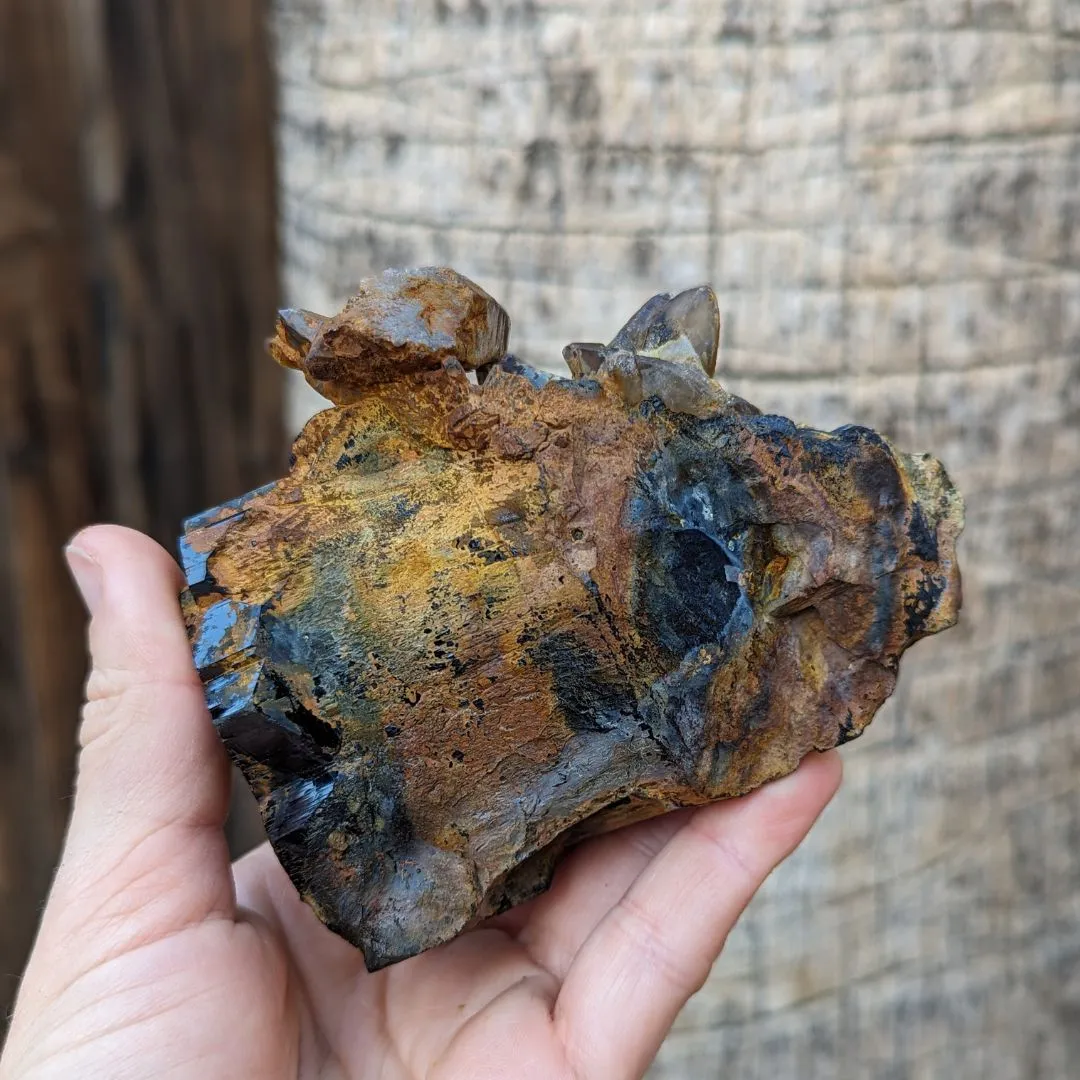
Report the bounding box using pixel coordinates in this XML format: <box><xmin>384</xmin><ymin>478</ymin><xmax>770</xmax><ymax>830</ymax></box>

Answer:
<box><xmin>180</xmin><ymin>267</ymin><xmax>963</xmax><ymax>970</ymax></box>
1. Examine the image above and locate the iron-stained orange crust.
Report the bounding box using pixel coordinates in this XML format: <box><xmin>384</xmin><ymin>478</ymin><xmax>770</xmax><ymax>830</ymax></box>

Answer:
<box><xmin>180</xmin><ymin>268</ymin><xmax>963</xmax><ymax>969</ymax></box>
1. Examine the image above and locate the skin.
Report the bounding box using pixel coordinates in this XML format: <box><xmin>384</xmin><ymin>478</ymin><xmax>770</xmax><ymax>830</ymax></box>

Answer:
<box><xmin>0</xmin><ymin>525</ymin><xmax>841</xmax><ymax>1080</ymax></box>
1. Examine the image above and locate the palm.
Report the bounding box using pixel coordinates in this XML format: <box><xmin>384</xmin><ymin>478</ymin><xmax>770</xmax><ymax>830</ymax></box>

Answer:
<box><xmin>230</xmin><ymin>807</ymin><xmax>702</xmax><ymax>1079</ymax></box>
<box><xmin>2</xmin><ymin>527</ymin><xmax>840</xmax><ymax>1080</ymax></box>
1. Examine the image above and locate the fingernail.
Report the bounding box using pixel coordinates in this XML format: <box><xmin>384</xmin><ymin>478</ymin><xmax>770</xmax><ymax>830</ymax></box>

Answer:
<box><xmin>65</xmin><ymin>545</ymin><xmax>103</xmax><ymax>614</ymax></box>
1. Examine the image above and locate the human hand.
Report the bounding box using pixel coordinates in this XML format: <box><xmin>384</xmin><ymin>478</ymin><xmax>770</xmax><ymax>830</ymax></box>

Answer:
<box><xmin>1</xmin><ymin>525</ymin><xmax>841</xmax><ymax>1080</ymax></box>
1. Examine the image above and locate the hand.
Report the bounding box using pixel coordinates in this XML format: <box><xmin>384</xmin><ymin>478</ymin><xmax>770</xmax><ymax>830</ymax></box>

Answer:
<box><xmin>1</xmin><ymin>526</ymin><xmax>841</xmax><ymax>1080</ymax></box>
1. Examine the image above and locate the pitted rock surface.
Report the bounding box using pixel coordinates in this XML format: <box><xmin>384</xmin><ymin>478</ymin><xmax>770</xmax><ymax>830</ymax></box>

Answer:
<box><xmin>180</xmin><ymin>266</ymin><xmax>964</xmax><ymax>970</ymax></box>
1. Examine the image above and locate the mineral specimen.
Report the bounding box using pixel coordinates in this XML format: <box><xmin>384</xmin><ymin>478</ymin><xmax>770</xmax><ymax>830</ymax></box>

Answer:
<box><xmin>180</xmin><ymin>266</ymin><xmax>964</xmax><ymax>970</ymax></box>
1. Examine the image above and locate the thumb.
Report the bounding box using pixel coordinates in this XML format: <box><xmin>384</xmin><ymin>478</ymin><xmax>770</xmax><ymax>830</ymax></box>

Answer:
<box><xmin>45</xmin><ymin>526</ymin><xmax>234</xmax><ymax>943</ymax></box>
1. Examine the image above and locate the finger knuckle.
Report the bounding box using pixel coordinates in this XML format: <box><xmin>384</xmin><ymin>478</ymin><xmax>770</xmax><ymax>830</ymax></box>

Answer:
<box><xmin>685</xmin><ymin>817</ymin><xmax>760</xmax><ymax>885</ymax></box>
<box><xmin>80</xmin><ymin>668</ymin><xmax>200</xmax><ymax>748</ymax></box>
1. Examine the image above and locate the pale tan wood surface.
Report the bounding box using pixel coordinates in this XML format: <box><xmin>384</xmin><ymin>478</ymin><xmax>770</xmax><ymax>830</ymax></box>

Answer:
<box><xmin>271</xmin><ymin>2</ymin><xmax>1080</xmax><ymax>1075</ymax></box>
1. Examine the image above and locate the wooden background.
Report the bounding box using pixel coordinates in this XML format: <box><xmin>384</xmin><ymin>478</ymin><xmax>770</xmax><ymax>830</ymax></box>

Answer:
<box><xmin>3</xmin><ymin>0</ymin><xmax>1079</xmax><ymax>1075</ymax></box>
<box><xmin>0</xmin><ymin>0</ymin><xmax>283</xmax><ymax>1023</ymax></box>
<box><xmin>271</xmin><ymin>1</ymin><xmax>1080</xmax><ymax>1077</ymax></box>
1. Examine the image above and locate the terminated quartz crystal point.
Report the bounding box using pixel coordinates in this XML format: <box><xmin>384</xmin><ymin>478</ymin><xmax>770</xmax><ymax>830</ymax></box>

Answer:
<box><xmin>180</xmin><ymin>266</ymin><xmax>964</xmax><ymax>970</ymax></box>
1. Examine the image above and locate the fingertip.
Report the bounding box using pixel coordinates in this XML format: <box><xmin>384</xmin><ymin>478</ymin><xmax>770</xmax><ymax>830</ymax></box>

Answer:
<box><xmin>680</xmin><ymin>751</ymin><xmax>842</xmax><ymax>874</ymax></box>
<box><xmin>748</xmin><ymin>750</ymin><xmax>845</xmax><ymax>856</ymax></box>
<box><xmin>68</xmin><ymin>524</ymin><xmax>186</xmax><ymax>593</ymax></box>
<box><xmin>68</xmin><ymin>525</ymin><xmax>195</xmax><ymax>685</ymax></box>
<box><xmin>65</xmin><ymin>542</ymin><xmax>103</xmax><ymax>614</ymax></box>
<box><xmin>756</xmin><ymin>747</ymin><xmax>843</xmax><ymax>806</ymax></box>
<box><xmin>816</xmin><ymin>747</ymin><xmax>844</xmax><ymax>794</ymax></box>
<box><xmin>785</xmin><ymin>747</ymin><xmax>843</xmax><ymax>805</ymax></box>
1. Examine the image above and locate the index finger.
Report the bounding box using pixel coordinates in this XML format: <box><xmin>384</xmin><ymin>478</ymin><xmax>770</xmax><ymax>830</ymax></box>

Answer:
<box><xmin>552</xmin><ymin>750</ymin><xmax>842</xmax><ymax>1079</ymax></box>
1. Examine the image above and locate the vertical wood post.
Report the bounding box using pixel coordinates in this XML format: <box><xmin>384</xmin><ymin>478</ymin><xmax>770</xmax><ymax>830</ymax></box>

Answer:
<box><xmin>0</xmin><ymin>0</ymin><xmax>282</xmax><ymax>1020</ymax></box>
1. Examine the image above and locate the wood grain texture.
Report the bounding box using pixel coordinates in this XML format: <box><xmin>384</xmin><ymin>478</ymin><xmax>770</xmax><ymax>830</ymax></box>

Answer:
<box><xmin>0</xmin><ymin>0</ymin><xmax>282</xmax><ymax>1024</ymax></box>
<box><xmin>0</xmin><ymin>0</ymin><xmax>96</xmax><ymax>1017</ymax></box>
<box><xmin>271</xmin><ymin>1</ymin><xmax>1080</xmax><ymax>1076</ymax></box>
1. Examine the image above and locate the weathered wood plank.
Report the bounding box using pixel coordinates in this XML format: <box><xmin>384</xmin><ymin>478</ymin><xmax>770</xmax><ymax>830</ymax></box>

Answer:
<box><xmin>0</xmin><ymin>0</ymin><xmax>282</xmax><ymax>1023</ymax></box>
<box><xmin>0</xmin><ymin>0</ymin><xmax>100</xmax><ymax>1013</ymax></box>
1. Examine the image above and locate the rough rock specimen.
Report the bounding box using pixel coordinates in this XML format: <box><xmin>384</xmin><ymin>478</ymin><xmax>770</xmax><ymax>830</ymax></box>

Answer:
<box><xmin>180</xmin><ymin>266</ymin><xmax>964</xmax><ymax>970</ymax></box>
